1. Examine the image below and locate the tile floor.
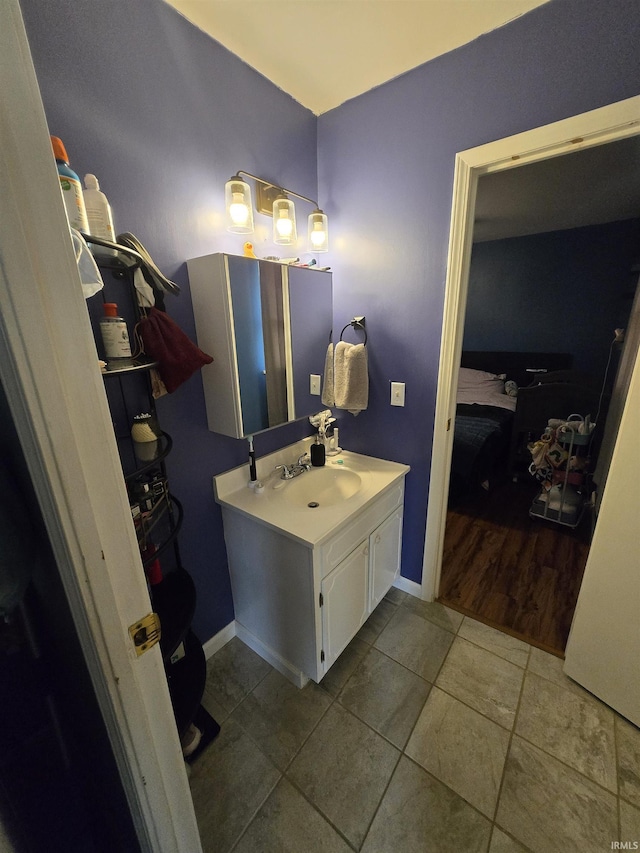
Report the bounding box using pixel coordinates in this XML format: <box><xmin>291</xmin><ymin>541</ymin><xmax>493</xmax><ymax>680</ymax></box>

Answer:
<box><xmin>190</xmin><ymin>588</ymin><xmax>640</xmax><ymax>853</ymax></box>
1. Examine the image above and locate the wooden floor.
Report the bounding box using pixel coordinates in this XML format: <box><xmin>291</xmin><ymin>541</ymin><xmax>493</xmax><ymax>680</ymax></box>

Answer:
<box><xmin>438</xmin><ymin>477</ymin><xmax>591</xmax><ymax>656</ymax></box>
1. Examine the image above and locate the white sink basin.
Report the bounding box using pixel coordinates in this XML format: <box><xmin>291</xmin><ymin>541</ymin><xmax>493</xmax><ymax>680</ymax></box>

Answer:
<box><xmin>214</xmin><ymin>444</ymin><xmax>410</xmax><ymax>546</ymax></box>
<box><xmin>280</xmin><ymin>466</ymin><xmax>362</xmax><ymax>508</ymax></box>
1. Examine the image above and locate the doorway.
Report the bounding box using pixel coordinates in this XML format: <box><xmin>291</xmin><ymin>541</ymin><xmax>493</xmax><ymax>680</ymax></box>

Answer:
<box><xmin>421</xmin><ymin>96</ymin><xmax>640</xmax><ymax>653</ymax></box>
<box><xmin>439</xmin><ymin>163</ymin><xmax>639</xmax><ymax>653</ymax></box>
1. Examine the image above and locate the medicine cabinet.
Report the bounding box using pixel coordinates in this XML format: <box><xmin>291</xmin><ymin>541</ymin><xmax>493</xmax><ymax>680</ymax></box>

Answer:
<box><xmin>187</xmin><ymin>253</ymin><xmax>332</xmax><ymax>438</ymax></box>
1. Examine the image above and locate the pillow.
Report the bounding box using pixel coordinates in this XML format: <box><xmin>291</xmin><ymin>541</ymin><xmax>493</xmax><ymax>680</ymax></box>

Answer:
<box><xmin>457</xmin><ymin>367</ymin><xmax>501</xmax><ymax>388</ymax></box>
<box><xmin>456</xmin><ymin>367</ymin><xmax>517</xmax><ymax>411</ymax></box>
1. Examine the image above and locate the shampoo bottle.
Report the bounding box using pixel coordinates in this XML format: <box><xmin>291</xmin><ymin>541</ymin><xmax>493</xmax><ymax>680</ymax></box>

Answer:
<box><xmin>51</xmin><ymin>136</ymin><xmax>89</xmax><ymax>232</ymax></box>
<box><xmin>100</xmin><ymin>303</ymin><xmax>132</xmax><ymax>363</ymax></box>
<box><xmin>83</xmin><ymin>173</ymin><xmax>116</xmax><ymax>252</ymax></box>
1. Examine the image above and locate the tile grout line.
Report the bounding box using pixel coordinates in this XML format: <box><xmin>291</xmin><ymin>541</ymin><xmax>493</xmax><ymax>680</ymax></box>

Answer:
<box><xmin>277</xmin><ymin>686</ymin><xmax>394</xmax><ymax>853</ymax></box>
<box><xmin>485</xmin><ymin>642</ymin><xmax>532</xmax><ymax>848</ymax></box>
<box><xmin>227</xmin><ymin>771</ymin><xmax>282</xmax><ymax>853</ymax></box>
<box><xmin>226</xmin><ymin>669</ymin><xmax>349</xmax><ymax>851</ymax></box>
<box><xmin>383</xmin><ymin>596</ymin><xmax>464</xmax><ymax>759</ymax></box>
<box><xmin>515</xmin><ymin>659</ymin><xmax>621</xmax><ymax>799</ymax></box>
<box><xmin>399</xmin><ymin>751</ymin><xmax>497</xmax><ymax>842</ymax></box>
<box><xmin>204</xmin><ymin>601</ymin><xmax>627</xmax><ymax>852</ymax></box>
<box><xmin>278</xmin><ymin>772</ymin><xmax>360</xmax><ymax>852</ymax></box>
<box><xmin>316</xmin><ymin>647</ymin><xmax>410</xmax><ymax>852</ymax></box>
<box><xmin>356</xmin><ymin>746</ymin><xmax>404</xmax><ymax>851</ymax></box>
<box><xmin>614</xmin><ymin>715</ymin><xmax>622</xmax><ymax>845</ymax></box>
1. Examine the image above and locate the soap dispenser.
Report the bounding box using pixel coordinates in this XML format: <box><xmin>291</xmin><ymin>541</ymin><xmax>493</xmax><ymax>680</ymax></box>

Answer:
<box><xmin>310</xmin><ymin>435</ymin><xmax>325</xmax><ymax>467</ymax></box>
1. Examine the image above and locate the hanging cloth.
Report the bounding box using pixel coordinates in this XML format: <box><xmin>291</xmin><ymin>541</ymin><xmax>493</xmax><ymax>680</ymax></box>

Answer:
<box><xmin>321</xmin><ymin>343</ymin><xmax>335</xmax><ymax>407</ymax></box>
<box><xmin>137</xmin><ymin>307</ymin><xmax>213</xmax><ymax>395</ymax></box>
<box><xmin>334</xmin><ymin>341</ymin><xmax>368</xmax><ymax>415</ymax></box>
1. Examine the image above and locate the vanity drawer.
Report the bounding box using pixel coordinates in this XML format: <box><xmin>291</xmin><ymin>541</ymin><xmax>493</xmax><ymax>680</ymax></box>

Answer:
<box><xmin>321</xmin><ymin>480</ymin><xmax>404</xmax><ymax>576</ymax></box>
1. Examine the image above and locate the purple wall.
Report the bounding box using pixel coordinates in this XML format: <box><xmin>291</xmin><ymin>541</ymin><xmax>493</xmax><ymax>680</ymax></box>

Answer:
<box><xmin>465</xmin><ymin>219</ymin><xmax>640</xmax><ymax>378</ymax></box>
<box><xmin>20</xmin><ymin>0</ymin><xmax>318</xmax><ymax>640</ymax></box>
<box><xmin>318</xmin><ymin>0</ymin><xmax>640</xmax><ymax>583</ymax></box>
<box><xmin>20</xmin><ymin>0</ymin><xmax>640</xmax><ymax>640</ymax></box>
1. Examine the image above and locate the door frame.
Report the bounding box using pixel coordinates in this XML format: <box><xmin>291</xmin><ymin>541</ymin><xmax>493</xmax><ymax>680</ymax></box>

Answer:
<box><xmin>421</xmin><ymin>95</ymin><xmax>640</xmax><ymax>602</ymax></box>
<box><xmin>1</xmin><ymin>2</ymin><xmax>202</xmax><ymax>849</ymax></box>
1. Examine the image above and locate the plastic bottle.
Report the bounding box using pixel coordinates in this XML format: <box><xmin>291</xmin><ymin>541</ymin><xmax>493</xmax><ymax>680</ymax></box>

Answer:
<box><xmin>50</xmin><ymin>136</ymin><xmax>89</xmax><ymax>232</ymax></box>
<box><xmin>310</xmin><ymin>435</ymin><xmax>326</xmax><ymax>467</ymax></box>
<box><xmin>83</xmin><ymin>173</ymin><xmax>116</xmax><ymax>245</ymax></box>
<box><xmin>100</xmin><ymin>303</ymin><xmax>132</xmax><ymax>362</ymax></box>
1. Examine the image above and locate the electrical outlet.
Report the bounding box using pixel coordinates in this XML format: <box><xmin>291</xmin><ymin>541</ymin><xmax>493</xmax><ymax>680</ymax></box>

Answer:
<box><xmin>310</xmin><ymin>374</ymin><xmax>321</xmax><ymax>395</ymax></box>
<box><xmin>391</xmin><ymin>381</ymin><xmax>405</xmax><ymax>406</ymax></box>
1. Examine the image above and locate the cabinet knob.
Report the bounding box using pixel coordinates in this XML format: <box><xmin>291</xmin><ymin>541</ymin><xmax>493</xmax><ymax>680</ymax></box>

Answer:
<box><xmin>374</xmin><ymin>534</ymin><xmax>381</xmax><ymax>544</ymax></box>
<box><xmin>363</xmin><ymin>545</ymin><xmax>369</xmax><ymax>556</ymax></box>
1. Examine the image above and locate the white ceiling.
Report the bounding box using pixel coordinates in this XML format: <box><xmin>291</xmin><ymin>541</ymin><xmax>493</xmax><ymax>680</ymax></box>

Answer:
<box><xmin>163</xmin><ymin>0</ymin><xmax>550</xmax><ymax>115</ymax></box>
<box><xmin>163</xmin><ymin>0</ymin><xmax>640</xmax><ymax>239</ymax></box>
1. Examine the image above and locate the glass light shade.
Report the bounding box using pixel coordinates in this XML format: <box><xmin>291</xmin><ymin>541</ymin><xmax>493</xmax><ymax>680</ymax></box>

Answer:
<box><xmin>225</xmin><ymin>177</ymin><xmax>254</xmax><ymax>233</ymax></box>
<box><xmin>273</xmin><ymin>197</ymin><xmax>297</xmax><ymax>245</ymax></box>
<box><xmin>308</xmin><ymin>209</ymin><xmax>329</xmax><ymax>253</ymax></box>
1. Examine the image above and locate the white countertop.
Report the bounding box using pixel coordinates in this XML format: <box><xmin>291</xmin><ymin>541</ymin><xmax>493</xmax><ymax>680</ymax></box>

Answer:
<box><xmin>213</xmin><ymin>438</ymin><xmax>410</xmax><ymax>547</ymax></box>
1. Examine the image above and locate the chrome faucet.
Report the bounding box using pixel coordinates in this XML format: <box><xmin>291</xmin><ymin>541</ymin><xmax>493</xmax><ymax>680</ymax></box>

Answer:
<box><xmin>275</xmin><ymin>454</ymin><xmax>311</xmax><ymax>480</ymax></box>
<box><xmin>275</xmin><ymin>463</ymin><xmax>296</xmax><ymax>480</ymax></box>
<box><xmin>297</xmin><ymin>453</ymin><xmax>312</xmax><ymax>470</ymax></box>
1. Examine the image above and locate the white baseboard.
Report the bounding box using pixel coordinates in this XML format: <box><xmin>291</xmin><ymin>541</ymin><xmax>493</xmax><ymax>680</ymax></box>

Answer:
<box><xmin>235</xmin><ymin>622</ymin><xmax>309</xmax><ymax>689</ymax></box>
<box><xmin>393</xmin><ymin>575</ymin><xmax>423</xmax><ymax>599</ymax></box>
<box><xmin>203</xmin><ymin>576</ymin><xmax>424</xmax><ymax>663</ymax></box>
<box><xmin>202</xmin><ymin>621</ymin><xmax>236</xmax><ymax>660</ymax></box>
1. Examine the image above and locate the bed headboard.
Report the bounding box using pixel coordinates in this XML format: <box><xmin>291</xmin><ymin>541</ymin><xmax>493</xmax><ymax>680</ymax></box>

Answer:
<box><xmin>460</xmin><ymin>351</ymin><xmax>573</xmax><ymax>390</ymax></box>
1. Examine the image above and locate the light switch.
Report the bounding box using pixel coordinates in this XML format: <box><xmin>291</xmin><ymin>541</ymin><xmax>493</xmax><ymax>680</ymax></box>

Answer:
<box><xmin>391</xmin><ymin>381</ymin><xmax>405</xmax><ymax>406</ymax></box>
<box><xmin>310</xmin><ymin>374</ymin><xmax>321</xmax><ymax>395</ymax></box>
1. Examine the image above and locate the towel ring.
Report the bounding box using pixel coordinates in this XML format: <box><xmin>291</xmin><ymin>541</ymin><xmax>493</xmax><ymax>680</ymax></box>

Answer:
<box><xmin>339</xmin><ymin>321</ymin><xmax>367</xmax><ymax>346</ymax></box>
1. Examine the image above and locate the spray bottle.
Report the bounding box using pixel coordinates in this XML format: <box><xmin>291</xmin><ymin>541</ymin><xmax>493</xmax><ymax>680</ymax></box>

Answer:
<box><xmin>50</xmin><ymin>136</ymin><xmax>89</xmax><ymax>232</ymax></box>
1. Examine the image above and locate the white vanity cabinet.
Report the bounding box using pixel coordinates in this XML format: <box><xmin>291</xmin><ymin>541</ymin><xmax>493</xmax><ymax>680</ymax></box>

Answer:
<box><xmin>320</xmin><ymin>503</ymin><xmax>404</xmax><ymax>671</ymax></box>
<box><xmin>316</xmin><ymin>481</ymin><xmax>405</xmax><ymax>674</ymax></box>
<box><xmin>218</xmin><ymin>472</ymin><xmax>406</xmax><ymax>687</ymax></box>
<box><xmin>369</xmin><ymin>506</ymin><xmax>404</xmax><ymax>611</ymax></box>
<box><xmin>320</xmin><ymin>545</ymin><xmax>369</xmax><ymax>674</ymax></box>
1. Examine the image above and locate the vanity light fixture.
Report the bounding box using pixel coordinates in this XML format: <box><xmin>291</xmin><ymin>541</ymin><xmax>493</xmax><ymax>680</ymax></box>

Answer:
<box><xmin>273</xmin><ymin>193</ymin><xmax>297</xmax><ymax>246</ymax></box>
<box><xmin>224</xmin><ymin>175</ymin><xmax>254</xmax><ymax>234</ymax></box>
<box><xmin>308</xmin><ymin>209</ymin><xmax>328</xmax><ymax>253</ymax></box>
<box><xmin>225</xmin><ymin>170</ymin><xmax>329</xmax><ymax>252</ymax></box>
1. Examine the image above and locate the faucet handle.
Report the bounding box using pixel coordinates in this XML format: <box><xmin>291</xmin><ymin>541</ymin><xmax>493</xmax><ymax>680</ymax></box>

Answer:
<box><xmin>297</xmin><ymin>453</ymin><xmax>311</xmax><ymax>469</ymax></box>
<box><xmin>275</xmin><ymin>463</ymin><xmax>295</xmax><ymax>480</ymax></box>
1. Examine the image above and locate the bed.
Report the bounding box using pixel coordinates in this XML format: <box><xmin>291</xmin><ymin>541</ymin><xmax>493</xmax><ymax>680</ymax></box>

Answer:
<box><xmin>449</xmin><ymin>351</ymin><xmax>574</xmax><ymax>503</ymax></box>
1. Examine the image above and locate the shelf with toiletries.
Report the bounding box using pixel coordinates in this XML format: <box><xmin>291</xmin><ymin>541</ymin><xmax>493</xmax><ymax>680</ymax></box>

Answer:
<box><xmin>528</xmin><ymin>416</ymin><xmax>595</xmax><ymax>529</ymax></box>
<box><xmin>88</xmin><ymin>242</ymin><xmax>219</xmax><ymax>760</ymax></box>
<box><xmin>101</xmin><ymin>357</ymin><xmax>159</xmax><ymax>377</ymax></box>
<box><xmin>134</xmin><ymin>491</ymin><xmax>184</xmax><ymax>563</ymax></box>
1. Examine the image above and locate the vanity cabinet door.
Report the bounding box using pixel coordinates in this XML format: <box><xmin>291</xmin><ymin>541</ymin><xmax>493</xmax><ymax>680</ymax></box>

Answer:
<box><xmin>321</xmin><ymin>543</ymin><xmax>369</xmax><ymax>673</ymax></box>
<box><xmin>369</xmin><ymin>507</ymin><xmax>404</xmax><ymax>612</ymax></box>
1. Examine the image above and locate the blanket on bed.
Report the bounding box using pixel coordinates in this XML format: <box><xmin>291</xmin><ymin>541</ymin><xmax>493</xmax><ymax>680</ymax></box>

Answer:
<box><xmin>449</xmin><ymin>404</ymin><xmax>514</xmax><ymax>503</ymax></box>
<box><xmin>453</xmin><ymin>415</ymin><xmax>503</xmax><ymax>474</ymax></box>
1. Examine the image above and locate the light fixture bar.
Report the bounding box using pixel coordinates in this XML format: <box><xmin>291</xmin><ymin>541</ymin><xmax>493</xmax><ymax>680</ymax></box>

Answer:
<box><xmin>236</xmin><ymin>170</ymin><xmax>320</xmax><ymax>212</ymax></box>
<box><xmin>227</xmin><ymin>170</ymin><xmax>329</xmax><ymax>252</ymax></box>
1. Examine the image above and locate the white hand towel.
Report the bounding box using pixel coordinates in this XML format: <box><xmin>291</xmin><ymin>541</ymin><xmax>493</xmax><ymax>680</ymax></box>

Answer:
<box><xmin>321</xmin><ymin>343</ymin><xmax>335</xmax><ymax>406</ymax></box>
<box><xmin>334</xmin><ymin>341</ymin><xmax>368</xmax><ymax>415</ymax></box>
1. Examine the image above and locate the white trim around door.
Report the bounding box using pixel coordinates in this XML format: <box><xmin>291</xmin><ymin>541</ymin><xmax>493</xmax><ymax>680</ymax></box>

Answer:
<box><xmin>0</xmin><ymin>2</ymin><xmax>202</xmax><ymax>849</ymax></box>
<box><xmin>421</xmin><ymin>95</ymin><xmax>640</xmax><ymax>604</ymax></box>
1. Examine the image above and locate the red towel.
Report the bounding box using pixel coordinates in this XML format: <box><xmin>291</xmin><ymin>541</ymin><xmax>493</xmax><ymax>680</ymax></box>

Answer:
<box><xmin>138</xmin><ymin>307</ymin><xmax>212</xmax><ymax>394</ymax></box>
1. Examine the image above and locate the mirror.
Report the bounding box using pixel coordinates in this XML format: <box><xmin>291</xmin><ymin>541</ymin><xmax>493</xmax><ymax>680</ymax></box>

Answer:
<box><xmin>188</xmin><ymin>253</ymin><xmax>333</xmax><ymax>438</ymax></box>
